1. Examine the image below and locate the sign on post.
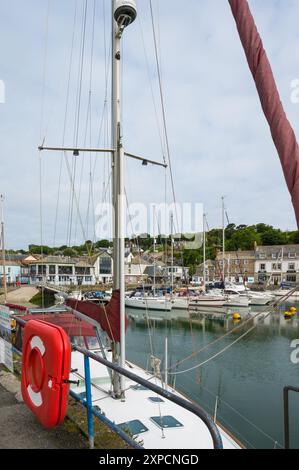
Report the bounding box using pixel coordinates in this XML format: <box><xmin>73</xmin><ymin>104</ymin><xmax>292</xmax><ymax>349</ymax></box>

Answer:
<box><xmin>0</xmin><ymin>305</ymin><xmax>13</xmax><ymax>372</ymax></box>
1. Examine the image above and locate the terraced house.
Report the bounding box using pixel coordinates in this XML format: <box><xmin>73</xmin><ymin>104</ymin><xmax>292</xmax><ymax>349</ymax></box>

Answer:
<box><xmin>216</xmin><ymin>250</ymin><xmax>256</xmax><ymax>283</ymax></box>
<box><xmin>255</xmin><ymin>245</ymin><xmax>299</xmax><ymax>285</ymax></box>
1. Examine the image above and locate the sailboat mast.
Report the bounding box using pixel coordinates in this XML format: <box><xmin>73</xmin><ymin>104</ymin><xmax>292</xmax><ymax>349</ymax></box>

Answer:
<box><xmin>153</xmin><ymin>205</ymin><xmax>156</xmax><ymax>296</ymax></box>
<box><xmin>0</xmin><ymin>195</ymin><xmax>7</xmax><ymax>303</ymax></box>
<box><xmin>222</xmin><ymin>196</ymin><xmax>225</xmax><ymax>284</ymax></box>
<box><xmin>111</xmin><ymin>0</ymin><xmax>137</xmax><ymax>397</ymax></box>
<box><xmin>171</xmin><ymin>213</ymin><xmax>174</xmax><ymax>294</ymax></box>
<box><xmin>203</xmin><ymin>213</ymin><xmax>206</xmax><ymax>289</ymax></box>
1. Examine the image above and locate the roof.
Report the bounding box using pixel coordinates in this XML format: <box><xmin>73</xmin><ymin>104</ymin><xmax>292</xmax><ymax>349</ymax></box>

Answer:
<box><xmin>195</xmin><ymin>260</ymin><xmax>216</xmax><ymax>276</ymax></box>
<box><xmin>217</xmin><ymin>250</ymin><xmax>255</xmax><ymax>260</ymax></box>
<box><xmin>90</xmin><ymin>250</ymin><xmax>113</xmax><ymax>265</ymax></box>
<box><xmin>255</xmin><ymin>245</ymin><xmax>299</xmax><ymax>259</ymax></box>
<box><xmin>28</xmin><ymin>255</ymin><xmax>94</xmax><ymax>267</ymax></box>
<box><xmin>144</xmin><ymin>266</ymin><xmax>165</xmax><ymax>277</ymax></box>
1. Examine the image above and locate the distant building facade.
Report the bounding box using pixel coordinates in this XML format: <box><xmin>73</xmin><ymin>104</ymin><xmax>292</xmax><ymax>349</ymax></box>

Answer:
<box><xmin>28</xmin><ymin>256</ymin><xmax>95</xmax><ymax>286</ymax></box>
<box><xmin>0</xmin><ymin>261</ymin><xmax>22</xmax><ymax>285</ymax></box>
<box><xmin>216</xmin><ymin>250</ymin><xmax>256</xmax><ymax>284</ymax></box>
<box><xmin>255</xmin><ymin>245</ymin><xmax>299</xmax><ymax>285</ymax></box>
<box><xmin>93</xmin><ymin>250</ymin><xmax>113</xmax><ymax>284</ymax></box>
<box><xmin>193</xmin><ymin>245</ymin><xmax>299</xmax><ymax>286</ymax></box>
<box><xmin>193</xmin><ymin>260</ymin><xmax>218</xmax><ymax>284</ymax></box>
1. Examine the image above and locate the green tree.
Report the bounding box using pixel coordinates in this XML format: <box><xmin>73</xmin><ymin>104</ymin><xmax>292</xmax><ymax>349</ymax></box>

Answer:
<box><xmin>227</xmin><ymin>227</ymin><xmax>260</xmax><ymax>251</ymax></box>
<box><xmin>95</xmin><ymin>239</ymin><xmax>111</xmax><ymax>249</ymax></box>
<box><xmin>63</xmin><ymin>248</ymin><xmax>77</xmax><ymax>257</ymax></box>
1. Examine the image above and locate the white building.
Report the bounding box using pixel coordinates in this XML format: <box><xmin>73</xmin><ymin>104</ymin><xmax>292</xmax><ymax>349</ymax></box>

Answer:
<box><xmin>164</xmin><ymin>266</ymin><xmax>190</xmax><ymax>283</ymax></box>
<box><xmin>125</xmin><ymin>262</ymin><xmax>148</xmax><ymax>284</ymax></box>
<box><xmin>92</xmin><ymin>250</ymin><xmax>113</xmax><ymax>284</ymax></box>
<box><xmin>29</xmin><ymin>256</ymin><xmax>95</xmax><ymax>286</ymax></box>
<box><xmin>255</xmin><ymin>245</ymin><xmax>299</xmax><ymax>285</ymax></box>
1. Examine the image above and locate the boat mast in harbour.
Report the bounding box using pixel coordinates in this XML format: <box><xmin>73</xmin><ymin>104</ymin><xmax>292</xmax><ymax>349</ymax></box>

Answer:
<box><xmin>221</xmin><ymin>196</ymin><xmax>226</xmax><ymax>285</ymax></box>
<box><xmin>111</xmin><ymin>0</ymin><xmax>137</xmax><ymax>399</ymax></box>
<box><xmin>203</xmin><ymin>212</ymin><xmax>207</xmax><ymax>290</ymax></box>
<box><xmin>0</xmin><ymin>195</ymin><xmax>7</xmax><ymax>303</ymax></box>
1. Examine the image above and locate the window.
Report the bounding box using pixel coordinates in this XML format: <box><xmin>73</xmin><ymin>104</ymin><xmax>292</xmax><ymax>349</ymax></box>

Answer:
<box><xmin>150</xmin><ymin>416</ymin><xmax>183</xmax><ymax>430</ymax></box>
<box><xmin>272</xmin><ymin>263</ymin><xmax>277</xmax><ymax>270</ymax></box>
<box><xmin>30</xmin><ymin>266</ymin><xmax>36</xmax><ymax>275</ymax></box>
<box><xmin>289</xmin><ymin>253</ymin><xmax>296</xmax><ymax>259</ymax></box>
<box><xmin>260</xmin><ymin>264</ymin><xmax>266</xmax><ymax>271</ymax></box>
<box><xmin>59</xmin><ymin>276</ymin><xmax>70</xmax><ymax>282</ymax></box>
<box><xmin>37</xmin><ymin>265</ymin><xmax>46</xmax><ymax>275</ymax></box>
<box><xmin>58</xmin><ymin>265</ymin><xmax>73</xmax><ymax>275</ymax></box>
<box><xmin>244</xmin><ymin>260</ymin><xmax>249</xmax><ymax>266</ymax></box>
<box><xmin>49</xmin><ymin>265</ymin><xmax>56</xmax><ymax>275</ymax></box>
<box><xmin>118</xmin><ymin>420</ymin><xmax>149</xmax><ymax>436</ymax></box>
<box><xmin>287</xmin><ymin>275</ymin><xmax>296</xmax><ymax>283</ymax></box>
<box><xmin>148</xmin><ymin>397</ymin><xmax>164</xmax><ymax>403</ymax></box>
<box><xmin>100</xmin><ymin>256</ymin><xmax>112</xmax><ymax>274</ymax></box>
<box><xmin>259</xmin><ymin>253</ymin><xmax>266</xmax><ymax>260</ymax></box>
<box><xmin>75</xmin><ymin>267</ymin><xmax>90</xmax><ymax>275</ymax></box>
<box><xmin>288</xmin><ymin>263</ymin><xmax>296</xmax><ymax>271</ymax></box>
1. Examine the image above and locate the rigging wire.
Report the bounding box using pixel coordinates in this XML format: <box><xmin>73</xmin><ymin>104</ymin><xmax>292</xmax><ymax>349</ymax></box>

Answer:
<box><xmin>68</xmin><ymin>0</ymin><xmax>88</xmax><ymax>247</ymax></box>
<box><xmin>149</xmin><ymin>0</ymin><xmax>179</xmax><ymax>234</ymax></box>
<box><xmin>167</xmin><ymin>286</ymin><xmax>299</xmax><ymax>375</ymax></box>
<box><xmin>199</xmin><ymin>382</ymin><xmax>283</xmax><ymax>448</ymax></box>
<box><xmin>137</xmin><ymin>15</ymin><xmax>166</xmax><ymax>161</ymax></box>
<box><xmin>74</xmin><ymin>0</ymin><xmax>97</xmax><ymax>244</ymax></box>
<box><xmin>53</xmin><ymin>0</ymin><xmax>79</xmax><ymax>247</ymax></box>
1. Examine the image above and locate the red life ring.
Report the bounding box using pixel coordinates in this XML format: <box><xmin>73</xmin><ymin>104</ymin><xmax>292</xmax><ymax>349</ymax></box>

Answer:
<box><xmin>21</xmin><ymin>320</ymin><xmax>71</xmax><ymax>429</ymax></box>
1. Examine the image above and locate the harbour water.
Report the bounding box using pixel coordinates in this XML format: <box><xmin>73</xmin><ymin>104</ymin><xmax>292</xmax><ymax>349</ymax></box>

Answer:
<box><xmin>125</xmin><ymin>303</ymin><xmax>299</xmax><ymax>449</ymax></box>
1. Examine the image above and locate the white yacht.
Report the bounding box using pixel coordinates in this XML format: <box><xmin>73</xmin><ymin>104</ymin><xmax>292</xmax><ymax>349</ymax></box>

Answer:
<box><xmin>36</xmin><ymin>0</ymin><xmax>243</xmax><ymax>450</ymax></box>
<box><xmin>247</xmin><ymin>292</ymin><xmax>273</xmax><ymax>306</ymax></box>
<box><xmin>189</xmin><ymin>292</ymin><xmax>226</xmax><ymax>308</ymax></box>
<box><xmin>170</xmin><ymin>297</ymin><xmax>189</xmax><ymax>310</ymax></box>
<box><xmin>125</xmin><ymin>295</ymin><xmax>172</xmax><ymax>312</ymax></box>
<box><xmin>223</xmin><ymin>289</ymin><xmax>250</xmax><ymax>308</ymax></box>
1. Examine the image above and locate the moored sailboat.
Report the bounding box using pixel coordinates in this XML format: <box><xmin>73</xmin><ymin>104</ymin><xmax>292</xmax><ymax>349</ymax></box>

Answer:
<box><xmin>35</xmin><ymin>0</ymin><xmax>241</xmax><ymax>449</ymax></box>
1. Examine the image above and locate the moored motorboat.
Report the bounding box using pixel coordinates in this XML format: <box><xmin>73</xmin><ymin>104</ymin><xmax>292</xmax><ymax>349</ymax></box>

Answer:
<box><xmin>125</xmin><ymin>296</ymin><xmax>172</xmax><ymax>311</ymax></box>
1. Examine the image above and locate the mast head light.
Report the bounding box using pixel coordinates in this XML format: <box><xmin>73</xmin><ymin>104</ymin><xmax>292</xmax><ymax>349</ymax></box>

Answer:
<box><xmin>114</xmin><ymin>0</ymin><xmax>137</xmax><ymax>28</ymax></box>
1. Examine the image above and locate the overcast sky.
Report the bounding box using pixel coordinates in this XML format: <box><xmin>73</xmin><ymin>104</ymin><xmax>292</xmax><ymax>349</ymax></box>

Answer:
<box><xmin>1</xmin><ymin>0</ymin><xmax>299</xmax><ymax>250</ymax></box>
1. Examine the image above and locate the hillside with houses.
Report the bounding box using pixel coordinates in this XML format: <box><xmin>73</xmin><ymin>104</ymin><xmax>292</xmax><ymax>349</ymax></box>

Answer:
<box><xmin>0</xmin><ymin>224</ymin><xmax>299</xmax><ymax>289</ymax></box>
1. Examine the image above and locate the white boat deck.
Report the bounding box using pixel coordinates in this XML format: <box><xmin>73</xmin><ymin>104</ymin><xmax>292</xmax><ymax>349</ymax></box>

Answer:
<box><xmin>70</xmin><ymin>351</ymin><xmax>241</xmax><ymax>450</ymax></box>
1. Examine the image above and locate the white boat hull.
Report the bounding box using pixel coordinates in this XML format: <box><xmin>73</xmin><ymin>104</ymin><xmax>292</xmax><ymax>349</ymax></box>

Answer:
<box><xmin>189</xmin><ymin>297</ymin><xmax>226</xmax><ymax>308</ymax></box>
<box><xmin>170</xmin><ymin>298</ymin><xmax>189</xmax><ymax>310</ymax></box>
<box><xmin>248</xmin><ymin>296</ymin><xmax>272</xmax><ymax>306</ymax></box>
<box><xmin>125</xmin><ymin>297</ymin><xmax>172</xmax><ymax>311</ymax></box>
<box><xmin>224</xmin><ymin>296</ymin><xmax>250</xmax><ymax>307</ymax></box>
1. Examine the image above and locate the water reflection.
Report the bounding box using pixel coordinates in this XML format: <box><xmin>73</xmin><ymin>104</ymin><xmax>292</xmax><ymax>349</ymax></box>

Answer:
<box><xmin>125</xmin><ymin>304</ymin><xmax>299</xmax><ymax>449</ymax></box>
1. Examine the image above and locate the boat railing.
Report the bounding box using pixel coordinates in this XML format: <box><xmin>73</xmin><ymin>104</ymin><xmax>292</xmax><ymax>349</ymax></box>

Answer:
<box><xmin>283</xmin><ymin>385</ymin><xmax>299</xmax><ymax>449</ymax></box>
<box><xmin>12</xmin><ymin>315</ymin><xmax>223</xmax><ymax>450</ymax></box>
